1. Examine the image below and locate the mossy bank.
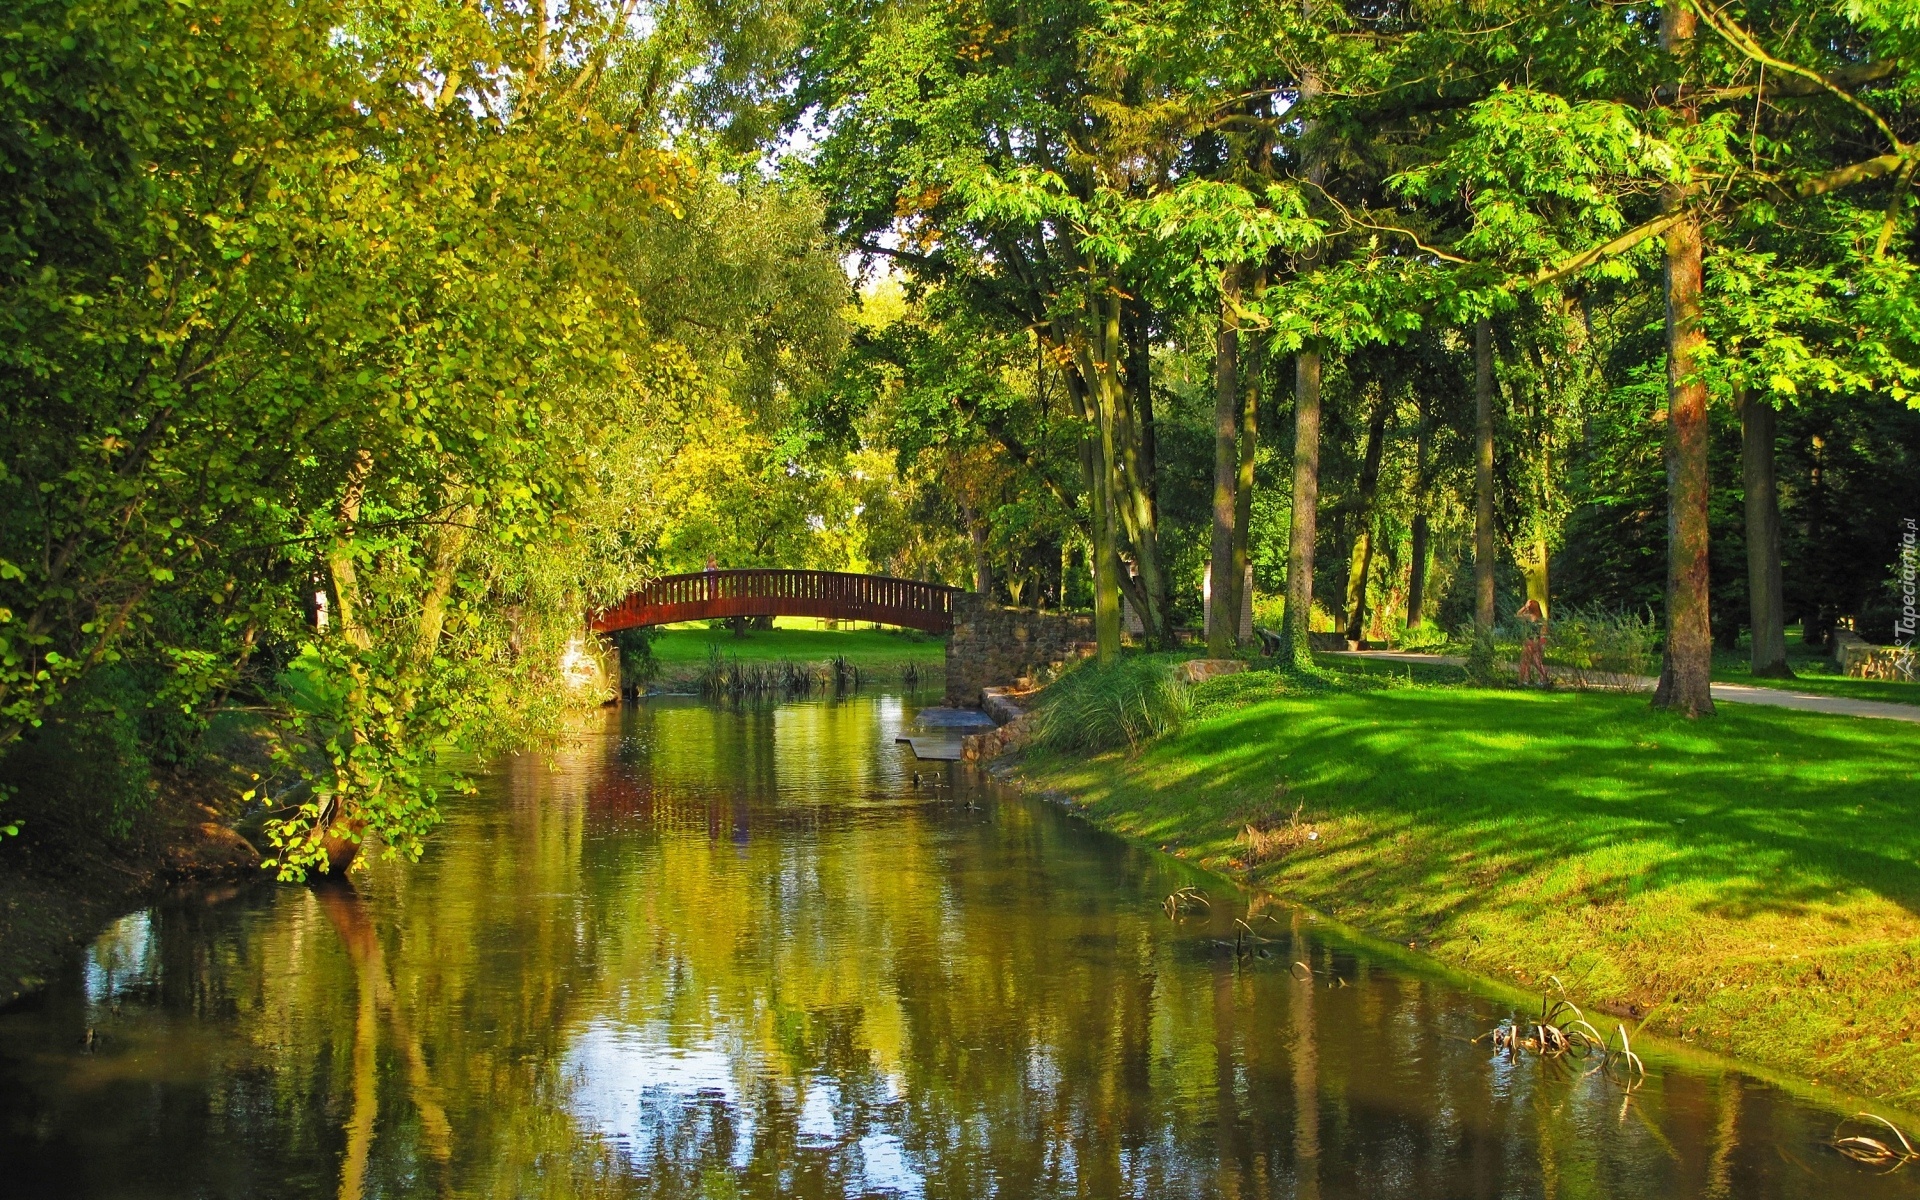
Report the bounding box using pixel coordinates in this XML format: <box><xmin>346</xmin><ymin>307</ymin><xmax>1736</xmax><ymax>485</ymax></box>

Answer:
<box><xmin>0</xmin><ymin>706</ymin><xmax>266</xmax><ymax>1006</ymax></box>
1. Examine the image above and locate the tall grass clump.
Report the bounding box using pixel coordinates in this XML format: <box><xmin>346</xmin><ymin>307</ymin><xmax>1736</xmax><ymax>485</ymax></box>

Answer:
<box><xmin>1031</xmin><ymin>656</ymin><xmax>1190</xmax><ymax>754</ymax></box>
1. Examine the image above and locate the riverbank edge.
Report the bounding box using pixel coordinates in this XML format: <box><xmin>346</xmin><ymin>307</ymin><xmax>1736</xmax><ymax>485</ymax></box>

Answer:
<box><xmin>970</xmin><ymin>749</ymin><xmax>1920</xmax><ymax>1127</ymax></box>
<box><xmin>0</xmin><ymin>765</ymin><xmax>266</xmax><ymax>1009</ymax></box>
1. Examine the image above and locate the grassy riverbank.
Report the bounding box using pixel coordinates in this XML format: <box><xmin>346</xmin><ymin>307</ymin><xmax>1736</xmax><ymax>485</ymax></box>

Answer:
<box><xmin>642</xmin><ymin>618</ymin><xmax>946</xmax><ymax>682</ymax></box>
<box><xmin>1007</xmin><ymin>660</ymin><xmax>1920</xmax><ymax>1103</ymax></box>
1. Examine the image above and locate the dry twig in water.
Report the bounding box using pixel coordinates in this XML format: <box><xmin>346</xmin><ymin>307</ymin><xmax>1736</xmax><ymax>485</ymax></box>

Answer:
<box><xmin>1164</xmin><ymin>886</ymin><xmax>1211</xmax><ymax>920</ymax></box>
<box><xmin>1833</xmin><ymin>1113</ymin><xmax>1918</xmax><ymax>1170</ymax></box>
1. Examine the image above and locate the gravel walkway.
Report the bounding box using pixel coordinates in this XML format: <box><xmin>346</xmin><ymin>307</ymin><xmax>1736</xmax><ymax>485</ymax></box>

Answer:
<box><xmin>1323</xmin><ymin>650</ymin><xmax>1920</xmax><ymax>724</ymax></box>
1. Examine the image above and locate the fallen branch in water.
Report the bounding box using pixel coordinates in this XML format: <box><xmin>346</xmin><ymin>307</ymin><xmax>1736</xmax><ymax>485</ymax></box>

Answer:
<box><xmin>1833</xmin><ymin>1112</ymin><xmax>1918</xmax><ymax>1170</ymax></box>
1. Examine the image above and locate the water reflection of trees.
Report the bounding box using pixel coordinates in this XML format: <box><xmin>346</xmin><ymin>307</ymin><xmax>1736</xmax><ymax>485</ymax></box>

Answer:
<box><xmin>9</xmin><ymin>699</ymin><xmax>1871</xmax><ymax>1199</ymax></box>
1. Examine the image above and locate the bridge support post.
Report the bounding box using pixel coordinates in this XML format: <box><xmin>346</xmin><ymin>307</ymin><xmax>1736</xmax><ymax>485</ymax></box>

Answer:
<box><xmin>945</xmin><ymin>593</ymin><xmax>1095</xmax><ymax>706</ymax></box>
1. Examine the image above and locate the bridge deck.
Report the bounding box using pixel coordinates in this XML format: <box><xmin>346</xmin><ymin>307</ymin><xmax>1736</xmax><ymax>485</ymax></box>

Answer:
<box><xmin>591</xmin><ymin>569</ymin><xmax>959</xmax><ymax>635</ymax></box>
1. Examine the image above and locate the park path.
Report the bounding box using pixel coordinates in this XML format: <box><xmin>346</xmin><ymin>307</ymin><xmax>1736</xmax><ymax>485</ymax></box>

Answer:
<box><xmin>1324</xmin><ymin>649</ymin><xmax>1920</xmax><ymax>725</ymax></box>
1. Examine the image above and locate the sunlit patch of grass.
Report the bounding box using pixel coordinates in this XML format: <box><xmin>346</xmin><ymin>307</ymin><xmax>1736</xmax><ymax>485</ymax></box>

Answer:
<box><xmin>1016</xmin><ymin>676</ymin><xmax>1920</xmax><ymax>1102</ymax></box>
<box><xmin>646</xmin><ymin>619</ymin><xmax>944</xmax><ymax>680</ymax></box>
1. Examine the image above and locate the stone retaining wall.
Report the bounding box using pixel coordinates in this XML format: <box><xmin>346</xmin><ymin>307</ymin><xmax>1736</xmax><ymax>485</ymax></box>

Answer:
<box><xmin>1833</xmin><ymin>631</ymin><xmax>1916</xmax><ymax>680</ymax></box>
<box><xmin>945</xmin><ymin>594</ymin><xmax>1094</xmax><ymax>706</ymax></box>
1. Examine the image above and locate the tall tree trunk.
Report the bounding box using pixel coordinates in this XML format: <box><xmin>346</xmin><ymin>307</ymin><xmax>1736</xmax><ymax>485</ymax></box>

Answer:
<box><xmin>316</xmin><ymin>448</ymin><xmax>376</xmax><ymax>874</ymax></box>
<box><xmin>969</xmin><ymin>516</ymin><xmax>992</xmax><ymax>596</ymax></box>
<box><xmin>1280</xmin><ymin>52</ymin><xmax>1325</xmax><ymax>669</ymax></box>
<box><xmin>1232</xmin><ymin>309</ymin><xmax>1261</xmax><ymax>643</ymax></box>
<box><xmin>328</xmin><ymin>449</ymin><xmax>375</xmax><ymax>653</ymax></box>
<box><xmin>1740</xmin><ymin>392</ymin><xmax>1793</xmax><ymax>678</ymax></box>
<box><xmin>1406</xmin><ymin>397</ymin><xmax>1431</xmax><ymax>629</ymax></box>
<box><xmin>1406</xmin><ymin>513</ymin><xmax>1430</xmax><ymax>630</ymax></box>
<box><xmin>1209</xmin><ymin>266</ymin><xmax>1244</xmax><ymax>657</ymax></box>
<box><xmin>1652</xmin><ymin>3</ymin><xmax>1715</xmax><ymax>716</ymax></box>
<box><xmin>1803</xmin><ymin>435</ymin><xmax>1829</xmax><ymax>646</ymax></box>
<box><xmin>1343</xmin><ymin>395</ymin><xmax>1391</xmax><ymax>646</ymax></box>
<box><xmin>1126</xmin><ymin>297</ymin><xmax>1157</xmax><ymax>515</ymax></box>
<box><xmin>1060</xmin><ymin>365</ymin><xmax>1124</xmax><ymax>660</ymax></box>
<box><xmin>1518</xmin><ymin>531</ymin><xmax>1550</xmax><ymax>620</ymax></box>
<box><xmin>1087</xmin><ymin>438</ymin><xmax>1123</xmax><ymax>660</ymax></box>
<box><xmin>1474</xmin><ymin>320</ymin><xmax>1496</xmax><ymax>635</ymax></box>
<box><xmin>1280</xmin><ymin>350</ymin><xmax>1322</xmax><ymax>669</ymax></box>
<box><xmin>414</xmin><ymin>504</ymin><xmax>476</xmax><ymax>666</ymax></box>
<box><xmin>1327</xmin><ymin>507</ymin><xmax>1348</xmax><ymax>631</ymax></box>
<box><xmin>1086</xmin><ymin>294</ymin><xmax>1171</xmax><ymax>647</ymax></box>
<box><xmin>1343</xmin><ymin>533</ymin><xmax>1377</xmax><ymax>648</ymax></box>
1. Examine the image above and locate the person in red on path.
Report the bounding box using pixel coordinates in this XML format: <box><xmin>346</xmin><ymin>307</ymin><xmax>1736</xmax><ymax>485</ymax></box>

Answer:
<box><xmin>1516</xmin><ymin>598</ymin><xmax>1549</xmax><ymax>687</ymax></box>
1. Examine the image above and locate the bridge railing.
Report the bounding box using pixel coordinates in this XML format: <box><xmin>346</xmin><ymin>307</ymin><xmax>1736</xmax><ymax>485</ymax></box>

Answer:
<box><xmin>590</xmin><ymin>569</ymin><xmax>960</xmax><ymax>635</ymax></box>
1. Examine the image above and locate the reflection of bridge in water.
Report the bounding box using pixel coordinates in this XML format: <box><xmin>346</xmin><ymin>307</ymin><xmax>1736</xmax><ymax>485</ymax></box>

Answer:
<box><xmin>589</xmin><ymin>569</ymin><xmax>960</xmax><ymax>635</ymax></box>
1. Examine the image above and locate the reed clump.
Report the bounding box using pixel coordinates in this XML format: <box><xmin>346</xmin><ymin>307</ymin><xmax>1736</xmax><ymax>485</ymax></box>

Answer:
<box><xmin>1163</xmin><ymin>886</ymin><xmax>1210</xmax><ymax>920</ymax></box>
<box><xmin>694</xmin><ymin>647</ymin><xmax>895</xmax><ymax>698</ymax></box>
<box><xmin>1031</xmin><ymin>656</ymin><xmax>1190</xmax><ymax>754</ymax></box>
<box><xmin>1478</xmin><ymin>979</ymin><xmax>1646</xmax><ymax>1092</ymax></box>
<box><xmin>697</xmin><ymin>647</ymin><xmax>822</xmax><ymax>698</ymax></box>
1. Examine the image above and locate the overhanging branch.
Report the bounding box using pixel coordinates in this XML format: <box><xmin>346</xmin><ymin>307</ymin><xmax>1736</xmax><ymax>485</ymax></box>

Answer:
<box><xmin>1527</xmin><ymin>212</ymin><xmax>1684</xmax><ymax>289</ymax></box>
<box><xmin>1795</xmin><ymin>151</ymin><xmax>1911</xmax><ymax>198</ymax></box>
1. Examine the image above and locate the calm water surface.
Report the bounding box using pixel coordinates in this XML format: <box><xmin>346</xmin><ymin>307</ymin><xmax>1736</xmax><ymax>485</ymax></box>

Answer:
<box><xmin>1</xmin><ymin>694</ymin><xmax>1913</xmax><ymax>1199</ymax></box>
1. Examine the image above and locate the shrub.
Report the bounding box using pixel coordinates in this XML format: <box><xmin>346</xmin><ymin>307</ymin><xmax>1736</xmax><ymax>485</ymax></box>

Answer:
<box><xmin>1546</xmin><ymin>605</ymin><xmax>1661</xmax><ymax>678</ymax></box>
<box><xmin>1389</xmin><ymin>618</ymin><xmax>1453</xmax><ymax>654</ymax></box>
<box><xmin>0</xmin><ymin>667</ymin><xmax>158</xmax><ymax>844</ymax></box>
<box><xmin>610</xmin><ymin>627</ymin><xmax>658</xmax><ymax>682</ymax></box>
<box><xmin>1031</xmin><ymin>655</ymin><xmax>1190</xmax><ymax>754</ymax></box>
<box><xmin>1464</xmin><ymin>627</ymin><xmax>1500</xmax><ymax>685</ymax></box>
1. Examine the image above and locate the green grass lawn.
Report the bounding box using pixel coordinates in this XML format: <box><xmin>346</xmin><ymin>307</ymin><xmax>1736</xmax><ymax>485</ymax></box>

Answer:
<box><xmin>641</xmin><ymin>617</ymin><xmax>946</xmax><ymax>680</ymax></box>
<box><xmin>1012</xmin><ymin>663</ymin><xmax>1920</xmax><ymax>1103</ymax></box>
<box><xmin>1712</xmin><ymin>646</ymin><xmax>1920</xmax><ymax>707</ymax></box>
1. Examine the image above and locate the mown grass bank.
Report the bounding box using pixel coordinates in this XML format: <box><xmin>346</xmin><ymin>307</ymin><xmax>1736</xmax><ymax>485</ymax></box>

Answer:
<box><xmin>639</xmin><ymin>618</ymin><xmax>946</xmax><ymax>684</ymax></box>
<box><xmin>1007</xmin><ymin>662</ymin><xmax>1920</xmax><ymax>1103</ymax></box>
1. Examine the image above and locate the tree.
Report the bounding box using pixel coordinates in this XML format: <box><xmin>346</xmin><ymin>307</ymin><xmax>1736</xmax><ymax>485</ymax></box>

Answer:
<box><xmin>0</xmin><ymin>0</ymin><xmax>849</xmax><ymax>871</ymax></box>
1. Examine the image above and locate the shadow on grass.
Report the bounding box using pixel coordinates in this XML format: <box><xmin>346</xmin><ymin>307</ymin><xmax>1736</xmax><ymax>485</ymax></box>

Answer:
<box><xmin>1096</xmin><ymin>676</ymin><xmax>1920</xmax><ymax>932</ymax></box>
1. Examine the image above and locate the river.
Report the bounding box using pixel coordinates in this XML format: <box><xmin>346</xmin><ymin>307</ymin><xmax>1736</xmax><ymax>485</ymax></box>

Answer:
<box><xmin>0</xmin><ymin>693</ymin><xmax>1911</xmax><ymax>1198</ymax></box>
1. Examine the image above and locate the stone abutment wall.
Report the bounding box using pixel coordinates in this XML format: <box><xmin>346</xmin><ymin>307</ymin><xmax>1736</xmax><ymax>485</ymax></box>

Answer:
<box><xmin>945</xmin><ymin>593</ymin><xmax>1094</xmax><ymax>706</ymax></box>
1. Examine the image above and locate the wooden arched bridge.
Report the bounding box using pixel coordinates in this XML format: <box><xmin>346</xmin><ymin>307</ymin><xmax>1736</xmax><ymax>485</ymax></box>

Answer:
<box><xmin>590</xmin><ymin>569</ymin><xmax>960</xmax><ymax>635</ymax></box>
